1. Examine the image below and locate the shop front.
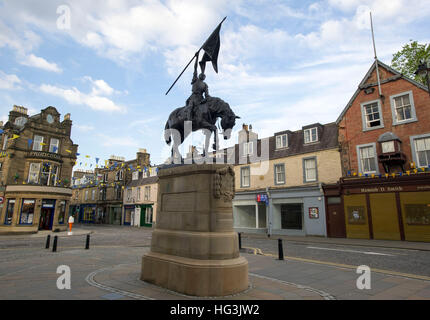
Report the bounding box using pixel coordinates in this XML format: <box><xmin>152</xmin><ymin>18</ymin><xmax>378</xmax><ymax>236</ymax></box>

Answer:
<box><xmin>123</xmin><ymin>205</ymin><xmax>135</xmax><ymax>226</ymax></box>
<box><xmin>79</xmin><ymin>204</ymin><xmax>96</xmax><ymax>223</ymax></box>
<box><xmin>339</xmin><ymin>173</ymin><xmax>430</xmax><ymax>242</ymax></box>
<box><xmin>233</xmin><ymin>185</ymin><xmax>326</xmax><ymax>236</ymax></box>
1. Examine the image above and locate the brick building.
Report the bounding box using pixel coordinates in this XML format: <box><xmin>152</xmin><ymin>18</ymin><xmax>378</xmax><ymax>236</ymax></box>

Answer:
<box><xmin>0</xmin><ymin>105</ymin><xmax>78</xmax><ymax>234</ymax></box>
<box><xmin>326</xmin><ymin>60</ymin><xmax>430</xmax><ymax>242</ymax></box>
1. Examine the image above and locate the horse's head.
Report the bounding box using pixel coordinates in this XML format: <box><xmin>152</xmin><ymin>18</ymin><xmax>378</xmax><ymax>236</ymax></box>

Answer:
<box><xmin>221</xmin><ymin>112</ymin><xmax>240</xmax><ymax>140</ymax></box>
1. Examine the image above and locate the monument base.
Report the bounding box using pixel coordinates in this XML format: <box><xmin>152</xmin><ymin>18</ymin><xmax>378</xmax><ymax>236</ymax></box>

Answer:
<box><xmin>140</xmin><ymin>164</ymin><xmax>249</xmax><ymax>297</ymax></box>
<box><xmin>141</xmin><ymin>252</ymin><xmax>248</xmax><ymax>297</ymax></box>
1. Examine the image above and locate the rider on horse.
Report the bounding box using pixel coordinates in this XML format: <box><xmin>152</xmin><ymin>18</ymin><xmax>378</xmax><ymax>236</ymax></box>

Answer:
<box><xmin>186</xmin><ymin>52</ymin><xmax>210</xmax><ymax>121</ymax></box>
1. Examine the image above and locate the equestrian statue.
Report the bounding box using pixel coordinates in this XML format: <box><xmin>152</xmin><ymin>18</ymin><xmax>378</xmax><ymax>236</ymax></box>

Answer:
<box><xmin>164</xmin><ymin>17</ymin><xmax>240</xmax><ymax>162</ymax></box>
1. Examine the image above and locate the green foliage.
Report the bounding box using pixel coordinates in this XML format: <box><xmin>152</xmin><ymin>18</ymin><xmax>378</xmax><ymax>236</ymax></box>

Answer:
<box><xmin>391</xmin><ymin>40</ymin><xmax>430</xmax><ymax>85</ymax></box>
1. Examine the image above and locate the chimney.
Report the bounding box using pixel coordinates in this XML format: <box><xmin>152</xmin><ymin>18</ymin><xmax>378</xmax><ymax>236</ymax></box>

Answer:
<box><xmin>13</xmin><ymin>105</ymin><xmax>28</xmax><ymax>115</ymax></box>
<box><xmin>64</xmin><ymin>113</ymin><xmax>71</xmax><ymax>121</ymax></box>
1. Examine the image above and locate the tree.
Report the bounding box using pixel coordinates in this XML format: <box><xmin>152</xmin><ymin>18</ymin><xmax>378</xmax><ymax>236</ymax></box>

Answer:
<box><xmin>391</xmin><ymin>40</ymin><xmax>430</xmax><ymax>85</ymax></box>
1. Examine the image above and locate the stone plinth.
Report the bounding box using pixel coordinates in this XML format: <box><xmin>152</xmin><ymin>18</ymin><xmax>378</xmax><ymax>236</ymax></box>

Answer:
<box><xmin>141</xmin><ymin>164</ymin><xmax>248</xmax><ymax>296</ymax></box>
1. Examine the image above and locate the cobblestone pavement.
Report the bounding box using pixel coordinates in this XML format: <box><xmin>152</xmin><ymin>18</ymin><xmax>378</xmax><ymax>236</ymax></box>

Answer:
<box><xmin>0</xmin><ymin>225</ymin><xmax>429</xmax><ymax>300</ymax></box>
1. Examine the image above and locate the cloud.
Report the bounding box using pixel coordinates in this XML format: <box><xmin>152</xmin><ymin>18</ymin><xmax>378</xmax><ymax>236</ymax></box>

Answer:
<box><xmin>97</xmin><ymin>133</ymin><xmax>139</xmax><ymax>148</ymax></box>
<box><xmin>19</xmin><ymin>54</ymin><xmax>62</xmax><ymax>73</ymax></box>
<box><xmin>75</xmin><ymin>124</ymin><xmax>95</xmax><ymax>132</ymax></box>
<box><xmin>39</xmin><ymin>81</ymin><xmax>125</xmax><ymax>112</ymax></box>
<box><xmin>0</xmin><ymin>71</ymin><xmax>22</xmax><ymax>90</ymax></box>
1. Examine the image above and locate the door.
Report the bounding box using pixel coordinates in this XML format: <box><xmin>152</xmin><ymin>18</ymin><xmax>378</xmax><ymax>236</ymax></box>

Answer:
<box><xmin>38</xmin><ymin>208</ymin><xmax>54</xmax><ymax>230</ymax></box>
<box><xmin>326</xmin><ymin>197</ymin><xmax>346</xmax><ymax>238</ymax></box>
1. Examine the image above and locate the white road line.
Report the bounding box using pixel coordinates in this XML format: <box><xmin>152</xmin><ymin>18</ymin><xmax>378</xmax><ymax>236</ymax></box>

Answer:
<box><xmin>307</xmin><ymin>246</ymin><xmax>395</xmax><ymax>256</ymax></box>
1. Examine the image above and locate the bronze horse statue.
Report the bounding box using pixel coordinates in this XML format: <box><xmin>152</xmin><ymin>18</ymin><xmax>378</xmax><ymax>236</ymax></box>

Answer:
<box><xmin>164</xmin><ymin>96</ymin><xmax>240</xmax><ymax>161</ymax></box>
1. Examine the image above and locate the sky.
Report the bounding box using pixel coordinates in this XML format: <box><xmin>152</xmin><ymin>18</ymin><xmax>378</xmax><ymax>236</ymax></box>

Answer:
<box><xmin>0</xmin><ymin>0</ymin><xmax>429</xmax><ymax>169</ymax></box>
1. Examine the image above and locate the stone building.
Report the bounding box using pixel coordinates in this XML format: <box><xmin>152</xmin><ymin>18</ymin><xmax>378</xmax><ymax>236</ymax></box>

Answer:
<box><xmin>0</xmin><ymin>105</ymin><xmax>78</xmax><ymax>234</ymax></box>
<box><xmin>123</xmin><ymin>168</ymin><xmax>158</xmax><ymax>227</ymax></box>
<box><xmin>326</xmin><ymin>60</ymin><xmax>430</xmax><ymax>242</ymax></box>
<box><xmin>230</xmin><ymin>123</ymin><xmax>342</xmax><ymax>236</ymax></box>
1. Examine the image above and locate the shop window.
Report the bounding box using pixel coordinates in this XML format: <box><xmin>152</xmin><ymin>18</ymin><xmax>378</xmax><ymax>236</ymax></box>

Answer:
<box><xmin>361</xmin><ymin>100</ymin><xmax>384</xmax><ymax>131</ymax></box>
<box><xmin>281</xmin><ymin>204</ymin><xmax>302</xmax><ymax>230</ymax></box>
<box><xmin>357</xmin><ymin>143</ymin><xmax>378</xmax><ymax>174</ymax></box>
<box><xmin>404</xmin><ymin>204</ymin><xmax>430</xmax><ymax>225</ymax></box>
<box><xmin>28</xmin><ymin>163</ymin><xmax>41</xmax><ymax>183</ymax></box>
<box><xmin>304</xmin><ymin>128</ymin><xmax>318</xmax><ymax>143</ymax></box>
<box><xmin>276</xmin><ymin>134</ymin><xmax>288</xmax><ymax>149</ymax></box>
<box><xmin>58</xmin><ymin>201</ymin><xmax>66</xmax><ymax>224</ymax></box>
<box><xmin>303</xmin><ymin>157</ymin><xmax>317</xmax><ymax>182</ymax></box>
<box><xmin>233</xmin><ymin>205</ymin><xmax>256</xmax><ymax>228</ymax></box>
<box><xmin>390</xmin><ymin>91</ymin><xmax>417</xmax><ymax>125</ymax></box>
<box><xmin>347</xmin><ymin>206</ymin><xmax>366</xmax><ymax>225</ymax></box>
<box><xmin>49</xmin><ymin>138</ymin><xmax>60</xmax><ymax>153</ymax></box>
<box><xmin>240</xmin><ymin>166</ymin><xmax>250</xmax><ymax>188</ymax></box>
<box><xmin>19</xmin><ymin>199</ymin><xmax>35</xmax><ymax>225</ymax></box>
<box><xmin>33</xmin><ymin>135</ymin><xmax>44</xmax><ymax>151</ymax></box>
<box><xmin>258</xmin><ymin>203</ymin><xmax>267</xmax><ymax>228</ymax></box>
<box><xmin>4</xmin><ymin>199</ymin><xmax>15</xmax><ymax>225</ymax></box>
<box><xmin>274</xmin><ymin>164</ymin><xmax>285</xmax><ymax>185</ymax></box>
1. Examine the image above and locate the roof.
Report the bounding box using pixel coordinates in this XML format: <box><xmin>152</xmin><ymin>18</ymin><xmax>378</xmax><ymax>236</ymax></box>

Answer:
<box><xmin>377</xmin><ymin>132</ymin><xmax>401</xmax><ymax>143</ymax></box>
<box><xmin>336</xmin><ymin>59</ymin><xmax>429</xmax><ymax>124</ymax></box>
<box><xmin>126</xmin><ymin>175</ymin><xmax>158</xmax><ymax>188</ymax></box>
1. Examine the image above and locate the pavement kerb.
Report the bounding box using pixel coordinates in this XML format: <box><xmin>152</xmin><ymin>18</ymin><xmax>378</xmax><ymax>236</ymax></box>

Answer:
<box><xmin>241</xmin><ymin>246</ymin><xmax>430</xmax><ymax>282</ymax></box>
<box><xmin>0</xmin><ymin>229</ymin><xmax>94</xmax><ymax>240</ymax></box>
<box><xmin>240</xmin><ymin>233</ymin><xmax>430</xmax><ymax>252</ymax></box>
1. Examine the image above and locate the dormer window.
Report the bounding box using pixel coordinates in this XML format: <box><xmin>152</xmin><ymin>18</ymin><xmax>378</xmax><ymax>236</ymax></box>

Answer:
<box><xmin>304</xmin><ymin>128</ymin><xmax>318</xmax><ymax>144</ymax></box>
<box><xmin>276</xmin><ymin>134</ymin><xmax>288</xmax><ymax>149</ymax></box>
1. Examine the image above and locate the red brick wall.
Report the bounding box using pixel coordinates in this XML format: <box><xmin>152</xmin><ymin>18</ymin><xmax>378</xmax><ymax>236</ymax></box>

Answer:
<box><xmin>339</xmin><ymin>67</ymin><xmax>430</xmax><ymax>175</ymax></box>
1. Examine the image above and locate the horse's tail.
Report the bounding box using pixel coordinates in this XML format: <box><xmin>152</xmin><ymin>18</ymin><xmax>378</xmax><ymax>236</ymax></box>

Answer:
<box><xmin>164</xmin><ymin>121</ymin><xmax>172</xmax><ymax>145</ymax></box>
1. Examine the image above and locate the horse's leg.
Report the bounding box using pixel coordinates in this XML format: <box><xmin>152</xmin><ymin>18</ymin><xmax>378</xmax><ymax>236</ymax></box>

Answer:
<box><xmin>213</xmin><ymin>128</ymin><xmax>218</xmax><ymax>151</ymax></box>
<box><xmin>203</xmin><ymin>130</ymin><xmax>211</xmax><ymax>157</ymax></box>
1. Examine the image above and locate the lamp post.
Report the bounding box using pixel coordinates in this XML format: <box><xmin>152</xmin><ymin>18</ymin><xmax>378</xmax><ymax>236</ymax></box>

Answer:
<box><xmin>415</xmin><ymin>59</ymin><xmax>430</xmax><ymax>97</ymax></box>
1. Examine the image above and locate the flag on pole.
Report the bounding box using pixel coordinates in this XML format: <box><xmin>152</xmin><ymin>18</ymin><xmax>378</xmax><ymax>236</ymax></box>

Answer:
<box><xmin>10</xmin><ymin>134</ymin><xmax>20</xmax><ymax>140</ymax></box>
<box><xmin>199</xmin><ymin>17</ymin><xmax>226</xmax><ymax>74</ymax></box>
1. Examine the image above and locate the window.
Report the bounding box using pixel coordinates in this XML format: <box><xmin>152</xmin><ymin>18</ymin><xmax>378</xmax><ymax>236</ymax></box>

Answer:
<box><xmin>4</xmin><ymin>199</ymin><xmax>15</xmax><ymax>225</ymax></box>
<box><xmin>144</xmin><ymin>186</ymin><xmax>151</xmax><ymax>201</ymax></box>
<box><xmin>240</xmin><ymin>166</ymin><xmax>250</xmax><ymax>187</ymax></box>
<box><xmin>381</xmin><ymin>141</ymin><xmax>395</xmax><ymax>153</ymax></box>
<box><xmin>91</xmin><ymin>189</ymin><xmax>95</xmax><ymax>201</ymax></box>
<box><xmin>116</xmin><ymin>186</ymin><xmax>122</xmax><ymax>200</ymax></box>
<box><xmin>276</xmin><ymin>134</ymin><xmax>288</xmax><ymax>149</ymax></box>
<box><xmin>414</xmin><ymin>136</ymin><xmax>430</xmax><ymax>167</ymax></box>
<box><xmin>85</xmin><ymin>190</ymin><xmax>88</xmax><ymax>201</ymax></box>
<box><xmin>40</xmin><ymin>163</ymin><xmax>58</xmax><ymax>186</ymax></box>
<box><xmin>100</xmin><ymin>188</ymin><xmax>106</xmax><ymax>201</ymax></box>
<box><xmin>127</xmin><ymin>188</ymin><xmax>132</xmax><ymax>201</ymax></box>
<box><xmin>274</xmin><ymin>164</ymin><xmax>285</xmax><ymax>185</ymax></box>
<box><xmin>132</xmin><ymin>171</ymin><xmax>139</xmax><ymax>180</ymax></box>
<box><xmin>49</xmin><ymin>138</ymin><xmax>59</xmax><ymax>153</ymax></box>
<box><xmin>58</xmin><ymin>201</ymin><xmax>66</xmax><ymax>224</ymax></box>
<box><xmin>137</xmin><ymin>187</ymin><xmax>141</xmax><ymax>201</ymax></box>
<box><xmin>19</xmin><ymin>199</ymin><xmax>35</xmax><ymax>225</ymax></box>
<box><xmin>361</xmin><ymin>100</ymin><xmax>384</xmax><ymax>130</ymax></box>
<box><xmin>28</xmin><ymin>163</ymin><xmax>40</xmax><ymax>183</ymax></box>
<box><xmin>281</xmin><ymin>204</ymin><xmax>303</xmax><ymax>230</ymax></box>
<box><xmin>33</xmin><ymin>135</ymin><xmax>44</xmax><ymax>151</ymax></box>
<box><xmin>145</xmin><ymin>207</ymin><xmax>153</xmax><ymax>224</ymax></box>
<box><xmin>2</xmin><ymin>135</ymin><xmax>8</xmax><ymax>150</ymax></box>
<box><xmin>304</xmin><ymin>128</ymin><xmax>318</xmax><ymax>143</ymax></box>
<box><xmin>358</xmin><ymin>144</ymin><xmax>377</xmax><ymax>174</ymax></box>
<box><xmin>243</xmin><ymin>142</ymin><xmax>253</xmax><ymax>156</ymax></box>
<box><xmin>391</xmin><ymin>91</ymin><xmax>417</xmax><ymax>125</ymax></box>
<box><xmin>303</xmin><ymin>158</ymin><xmax>317</xmax><ymax>182</ymax></box>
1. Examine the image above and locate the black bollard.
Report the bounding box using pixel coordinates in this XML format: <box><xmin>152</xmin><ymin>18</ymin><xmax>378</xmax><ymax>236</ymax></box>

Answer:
<box><xmin>238</xmin><ymin>232</ymin><xmax>242</xmax><ymax>250</ymax></box>
<box><xmin>45</xmin><ymin>235</ymin><xmax>51</xmax><ymax>249</ymax></box>
<box><xmin>85</xmin><ymin>234</ymin><xmax>90</xmax><ymax>250</ymax></box>
<box><xmin>278</xmin><ymin>238</ymin><xmax>284</xmax><ymax>261</ymax></box>
<box><xmin>52</xmin><ymin>236</ymin><xmax>58</xmax><ymax>252</ymax></box>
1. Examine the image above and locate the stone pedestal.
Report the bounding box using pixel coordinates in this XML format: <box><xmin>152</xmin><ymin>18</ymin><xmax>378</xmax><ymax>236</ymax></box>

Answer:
<box><xmin>141</xmin><ymin>164</ymin><xmax>248</xmax><ymax>296</ymax></box>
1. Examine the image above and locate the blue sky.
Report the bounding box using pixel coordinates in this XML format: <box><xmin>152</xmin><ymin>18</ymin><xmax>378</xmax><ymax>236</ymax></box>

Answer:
<box><xmin>1</xmin><ymin>0</ymin><xmax>429</xmax><ymax>168</ymax></box>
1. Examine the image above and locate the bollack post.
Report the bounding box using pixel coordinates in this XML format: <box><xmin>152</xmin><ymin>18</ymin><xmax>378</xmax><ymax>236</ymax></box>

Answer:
<box><xmin>238</xmin><ymin>232</ymin><xmax>242</xmax><ymax>250</ymax></box>
<box><xmin>52</xmin><ymin>236</ymin><xmax>58</xmax><ymax>252</ymax></box>
<box><xmin>278</xmin><ymin>239</ymin><xmax>284</xmax><ymax>261</ymax></box>
<box><xmin>85</xmin><ymin>234</ymin><xmax>90</xmax><ymax>250</ymax></box>
<box><xmin>45</xmin><ymin>235</ymin><xmax>51</xmax><ymax>249</ymax></box>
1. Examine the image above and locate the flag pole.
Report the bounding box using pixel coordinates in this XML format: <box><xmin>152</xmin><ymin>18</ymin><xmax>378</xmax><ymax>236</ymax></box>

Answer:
<box><xmin>165</xmin><ymin>17</ymin><xmax>227</xmax><ymax>96</ymax></box>
<box><xmin>370</xmin><ymin>12</ymin><xmax>382</xmax><ymax>96</ymax></box>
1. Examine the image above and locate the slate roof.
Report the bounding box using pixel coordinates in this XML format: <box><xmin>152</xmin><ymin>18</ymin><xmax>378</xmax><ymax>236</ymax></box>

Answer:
<box><xmin>126</xmin><ymin>175</ymin><xmax>158</xmax><ymax>188</ymax></box>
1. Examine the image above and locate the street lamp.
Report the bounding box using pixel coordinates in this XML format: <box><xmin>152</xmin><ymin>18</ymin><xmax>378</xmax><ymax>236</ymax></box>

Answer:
<box><xmin>415</xmin><ymin>59</ymin><xmax>430</xmax><ymax>97</ymax></box>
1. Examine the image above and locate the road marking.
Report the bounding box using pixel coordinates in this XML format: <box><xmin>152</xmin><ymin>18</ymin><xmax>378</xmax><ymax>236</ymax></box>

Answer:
<box><xmin>307</xmin><ymin>246</ymin><xmax>395</xmax><ymax>256</ymax></box>
<box><xmin>244</xmin><ymin>246</ymin><xmax>430</xmax><ymax>282</ymax></box>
